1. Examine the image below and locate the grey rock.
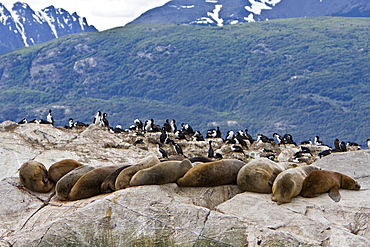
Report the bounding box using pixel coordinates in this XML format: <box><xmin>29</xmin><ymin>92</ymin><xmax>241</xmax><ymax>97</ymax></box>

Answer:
<box><xmin>0</xmin><ymin>122</ymin><xmax>369</xmax><ymax>246</ymax></box>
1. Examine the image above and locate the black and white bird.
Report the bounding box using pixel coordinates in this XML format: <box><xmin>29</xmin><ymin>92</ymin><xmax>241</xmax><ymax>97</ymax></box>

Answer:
<box><xmin>206</xmin><ymin>126</ymin><xmax>222</xmax><ymax>138</ymax></box>
<box><xmin>100</xmin><ymin>113</ymin><xmax>109</xmax><ymax>127</ymax></box>
<box><xmin>300</xmin><ymin>139</ymin><xmax>312</xmax><ymax>145</ymax></box>
<box><xmin>181</xmin><ymin>123</ymin><xmax>194</xmax><ymax>136</ymax></box>
<box><xmin>156</xmin><ymin>143</ymin><xmax>168</xmax><ymax>159</ymax></box>
<box><xmin>208</xmin><ymin>140</ymin><xmax>214</xmax><ymax>158</ymax></box>
<box><xmin>175</xmin><ymin>130</ymin><xmax>187</xmax><ymax>140</ymax></box>
<box><xmin>333</xmin><ymin>138</ymin><xmax>341</xmax><ymax>151</ymax></box>
<box><xmin>46</xmin><ymin>110</ymin><xmax>54</xmax><ymax>125</ymax></box>
<box><xmin>231</xmin><ymin>145</ymin><xmax>245</xmax><ymax>154</ymax></box>
<box><xmin>109</xmin><ymin>125</ymin><xmax>125</xmax><ymax>133</ymax></box>
<box><xmin>257</xmin><ymin>134</ymin><xmax>273</xmax><ymax>143</ymax></box>
<box><xmin>163</xmin><ymin>119</ymin><xmax>171</xmax><ymax>132</ymax></box>
<box><xmin>193</xmin><ymin>131</ymin><xmax>205</xmax><ymax>141</ymax></box>
<box><xmin>144</xmin><ymin>119</ymin><xmax>154</xmax><ymax>133</ymax></box>
<box><xmin>170</xmin><ymin>119</ymin><xmax>177</xmax><ymax>133</ymax></box>
<box><xmin>65</xmin><ymin>118</ymin><xmax>74</xmax><ymax>129</ymax></box>
<box><xmin>224</xmin><ymin>130</ymin><xmax>235</xmax><ymax>144</ymax></box>
<box><xmin>318</xmin><ymin>149</ymin><xmax>331</xmax><ymax>158</ymax></box>
<box><xmin>314</xmin><ymin>136</ymin><xmax>324</xmax><ymax>145</ymax></box>
<box><xmin>282</xmin><ymin>134</ymin><xmax>297</xmax><ymax>146</ymax></box>
<box><xmin>168</xmin><ymin>140</ymin><xmax>185</xmax><ymax>157</ymax></box>
<box><xmin>244</xmin><ymin>129</ymin><xmax>255</xmax><ymax>144</ymax></box>
<box><xmin>159</xmin><ymin>127</ymin><xmax>168</xmax><ymax>144</ymax></box>
<box><xmin>272</xmin><ymin>133</ymin><xmax>283</xmax><ymax>144</ymax></box>
<box><xmin>93</xmin><ymin>111</ymin><xmax>102</xmax><ymax>125</ymax></box>
<box><xmin>134</xmin><ymin>119</ymin><xmax>143</xmax><ymax>131</ymax></box>
<box><xmin>18</xmin><ymin>118</ymin><xmax>27</xmax><ymax>124</ymax></box>
<box><xmin>339</xmin><ymin>141</ymin><xmax>347</xmax><ymax>152</ymax></box>
<box><xmin>133</xmin><ymin>139</ymin><xmax>145</xmax><ymax>146</ymax></box>
<box><xmin>235</xmin><ymin>132</ymin><xmax>248</xmax><ymax>148</ymax></box>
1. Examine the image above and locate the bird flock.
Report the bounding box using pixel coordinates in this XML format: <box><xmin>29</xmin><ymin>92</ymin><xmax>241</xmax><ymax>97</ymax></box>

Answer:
<box><xmin>17</xmin><ymin>110</ymin><xmax>366</xmax><ymax>163</ymax></box>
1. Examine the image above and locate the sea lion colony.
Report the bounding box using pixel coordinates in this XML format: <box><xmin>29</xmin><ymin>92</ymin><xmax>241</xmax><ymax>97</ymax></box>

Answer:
<box><xmin>16</xmin><ymin>112</ymin><xmax>362</xmax><ymax>203</ymax></box>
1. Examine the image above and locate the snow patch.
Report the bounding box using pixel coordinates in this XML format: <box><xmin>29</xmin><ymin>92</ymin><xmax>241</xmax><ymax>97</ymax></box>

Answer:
<box><xmin>180</xmin><ymin>5</ymin><xmax>195</xmax><ymax>9</ymax></box>
<box><xmin>244</xmin><ymin>13</ymin><xmax>256</xmax><ymax>22</ymax></box>
<box><xmin>245</xmin><ymin>0</ymin><xmax>282</xmax><ymax>15</ymax></box>
<box><xmin>207</xmin><ymin>4</ymin><xmax>223</xmax><ymax>26</ymax></box>
<box><xmin>206</xmin><ymin>0</ymin><xmax>218</xmax><ymax>3</ymax></box>
<box><xmin>39</xmin><ymin>10</ymin><xmax>58</xmax><ymax>38</ymax></box>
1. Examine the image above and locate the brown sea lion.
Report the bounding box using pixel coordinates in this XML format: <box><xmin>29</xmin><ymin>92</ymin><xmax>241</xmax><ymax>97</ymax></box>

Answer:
<box><xmin>19</xmin><ymin>160</ymin><xmax>53</xmax><ymax>193</ymax></box>
<box><xmin>176</xmin><ymin>159</ymin><xmax>246</xmax><ymax>187</ymax></box>
<box><xmin>115</xmin><ymin>153</ymin><xmax>160</xmax><ymax>190</ymax></box>
<box><xmin>68</xmin><ymin>166</ymin><xmax>120</xmax><ymax>201</ymax></box>
<box><xmin>48</xmin><ymin>159</ymin><xmax>84</xmax><ymax>183</ymax></box>
<box><xmin>237</xmin><ymin>158</ymin><xmax>294</xmax><ymax>193</ymax></box>
<box><xmin>55</xmin><ymin>165</ymin><xmax>95</xmax><ymax>201</ymax></box>
<box><xmin>100</xmin><ymin>165</ymin><xmax>131</xmax><ymax>193</ymax></box>
<box><xmin>129</xmin><ymin>159</ymin><xmax>193</xmax><ymax>186</ymax></box>
<box><xmin>272</xmin><ymin>165</ymin><xmax>321</xmax><ymax>205</ymax></box>
<box><xmin>300</xmin><ymin>170</ymin><xmax>361</xmax><ymax>202</ymax></box>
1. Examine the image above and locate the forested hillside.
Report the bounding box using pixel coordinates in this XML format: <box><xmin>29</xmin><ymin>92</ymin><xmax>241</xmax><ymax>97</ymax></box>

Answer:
<box><xmin>0</xmin><ymin>17</ymin><xmax>369</xmax><ymax>145</ymax></box>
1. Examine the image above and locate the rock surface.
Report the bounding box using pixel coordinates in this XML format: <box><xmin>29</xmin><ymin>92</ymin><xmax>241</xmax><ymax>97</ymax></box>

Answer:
<box><xmin>0</xmin><ymin>121</ymin><xmax>369</xmax><ymax>246</ymax></box>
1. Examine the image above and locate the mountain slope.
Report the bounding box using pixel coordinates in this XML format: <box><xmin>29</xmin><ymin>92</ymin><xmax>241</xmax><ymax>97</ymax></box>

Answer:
<box><xmin>0</xmin><ymin>2</ymin><xmax>97</xmax><ymax>54</ymax></box>
<box><xmin>0</xmin><ymin>17</ymin><xmax>369</xmax><ymax>146</ymax></box>
<box><xmin>129</xmin><ymin>0</ymin><xmax>370</xmax><ymax>26</ymax></box>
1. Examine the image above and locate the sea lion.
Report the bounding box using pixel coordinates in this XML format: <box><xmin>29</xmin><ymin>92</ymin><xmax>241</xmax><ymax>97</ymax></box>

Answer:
<box><xmin>55</xmin><ymin>165</ymin><xmax>95</xmax><ymax>201</ymax></box>
<box><xmin>176</xmin><ymin>159</ymin><xmax>246</xmax><ymax>187</ymax></box>
<box><xmin>272</xmin><ymin>165</ymin><xmax>321</xmax><ymax>205</ymax></box>
<box><xmin>188</xmin><ymin>156</ymin><xmax>213</xmax><ymax>163</ymax></box>
<box><xmin>100</xmin><ymin>165</ymin><xmax>131</xmax><ymax>193</ymax></box>
<box><xmin>48</xmin><ymin>159</ymin><xmax>84</xmax><ymax>183</ymax></box>
<box><xmin>300</xmin><ymin>170</ymin><xmax>361</xmax><ymax>202</ymax></box>
<box><xmin>115</xmin><ymin>153</ymin><xmax>161</xmax><ymax>190</ymax></box>
<box><xmin>19</xmin><ymin>160</ymin><xmax>53</xmax><ymax>193</ymax></box>
<box><xmin>68</xmin><ymin>166</ymin><xmax>120</xmax><ymax>201</ymax></box>
<box><xmin>130</xmin><ymin>159</ymin><xmax>193</xmax><ymax>186</ymax></box>
<box><xmin>237</xmin><ymin>158</ymin><xmax>294</xmax><ymax>193</ymax></box>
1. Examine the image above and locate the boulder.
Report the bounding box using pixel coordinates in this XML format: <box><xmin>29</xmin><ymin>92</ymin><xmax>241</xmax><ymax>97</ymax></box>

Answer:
<box><xmin>0</xmin><ymin>122</ymin><xmax>369</xmax><ymax>246</ymax></box>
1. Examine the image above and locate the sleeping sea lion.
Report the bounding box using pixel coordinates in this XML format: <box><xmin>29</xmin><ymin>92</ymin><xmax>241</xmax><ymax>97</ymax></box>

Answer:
<box><xmin>48</xmin><ymin>159</ymin><xmax>84</xmax><ymax>183</ymax></box>
<box><xmin>176</xmin><ymin>159</ymin><xmax>246</xmax><ymax>187</ymax></box>
<box><xmin>272</xmin><ymin>165</ymin><xmax>320</xmax><ymax>204</ymax></box>
<box><xmin>130</xmin><ymin>159</ymin><xmax>192</xmax><ymax>186</ymax></box>
<box><xmin>300</xmin><ymin>170</ymin><xmax>361</xmax><ymax>202</ymax></box>
<box><xmin>19</xmin><ymin>160</ymin><xmax>53</xmax><ymax>193</ymax></box>
<box><xmin>237</xmin><ymin>158</ymin><xmax>294</xmax><ymax>193</ymax></box>
<box><xmin>55</xmin><ymin>165</ymin><xmax>95</xmax><ymax>201</ymax></box>
<box><xmin>68</xmin><ymin>166</ymin><xmax>120</xmax><ymax>201</ymax></box>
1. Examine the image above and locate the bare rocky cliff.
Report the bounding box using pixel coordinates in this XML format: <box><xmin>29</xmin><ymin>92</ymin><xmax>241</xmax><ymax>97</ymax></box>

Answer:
<box><xmin>0</xmin><ymin>121</ymin><xmax>369</xmax><ymax>246</ymax></box>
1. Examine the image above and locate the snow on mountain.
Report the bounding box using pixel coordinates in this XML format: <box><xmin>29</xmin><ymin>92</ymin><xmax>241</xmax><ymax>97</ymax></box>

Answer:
<box><xmin>129</xmin><ymin>0</ymin><xmax>370</xmax><ymax>26</ymax></box>
<box><xmin>0</xmin><ymin>2</ymin><xmax>97</xmax><ymax>54</ymax></box>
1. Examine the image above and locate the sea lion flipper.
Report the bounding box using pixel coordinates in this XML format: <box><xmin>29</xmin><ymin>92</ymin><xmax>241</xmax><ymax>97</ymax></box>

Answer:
<box><xmin>268</xmin><ymin>175</ymin><xmax>276</xmax><ymax>187</ymax></box>
<box><xmin>328</xmin><ymin>186</ymin><xmax>341</xmax><ymax>202</ymax></box>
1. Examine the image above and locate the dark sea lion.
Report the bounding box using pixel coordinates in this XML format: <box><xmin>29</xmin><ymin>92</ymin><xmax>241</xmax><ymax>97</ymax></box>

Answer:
<box><xmin>19</xmin><ymin>160</ymin><xmax>53</xmax><ymax>193</ymax></box>
<box><xmin>300</xmin><ymin>170</ymin><xmax>361</xmax><ymax>202</ymax></box>
<box><xmin>48</xmin><ymin>159</ymin><xmax>84</xmax><ymax>183</ymax></box>
<box><xmin>188</xmin><ymin>156</ymin><xmax>213</xmax><ymax>163</ymax></box>
<box><xmin>176</xmin><ymin>159</ymin><xmax>246</xmax><ymax>187</ymax></box>
<box><xmin>55</xmin><ymin>165</ymin><xmax>95</xmax><ymax>201</ymax></box>
<box><xmin>272</xmin><ymin>165</ymin><xmax>320</xmax><ymax>205</ymax></box>
<box><xmin>237</xmin><ymin>158</ymin><xmax>294</xmax><ymax>193</ymax></box>
<box><xmin>115</xmin><ymin>153</ymin><xmax>160</xmax><ymax>190</ymax></box>
<box><xmin>68</xmin><ymin>166</ymin><xmax>120</xmax><ymax>201</ymax></box>
<box><xmin>129</xmin><ymin>159</ymin><xmax>192</xmax><ymax>186</ymax></box>
<box><xmin>100</xmin><ymin>165</ymin><xmax>131</xmax><ymax>193</ymax></box>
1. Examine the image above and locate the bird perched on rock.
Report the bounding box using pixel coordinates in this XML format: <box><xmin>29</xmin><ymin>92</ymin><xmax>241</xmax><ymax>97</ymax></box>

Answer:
<box><xmin>156</xmin><ymin>143</ymin><xmax>168</xmax><ymax>159</ymax></box>
<box><xmin>159</xmin><ymin>127</ymin><xmax>168</xmax><ymax>144</ymax></box>
<box><xmin>46</xmin><ymin>110</ymin><xmax>54</xmax><ymax>125</ymax></box>
<box><xmin>208</xmin><ymin>140</ymin><xmax>214</xmax><ymax>158</ymax></box>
